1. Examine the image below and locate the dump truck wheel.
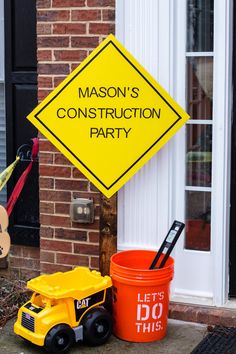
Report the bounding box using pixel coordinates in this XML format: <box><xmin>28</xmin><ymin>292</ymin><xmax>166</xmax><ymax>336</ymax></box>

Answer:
<box><xmin>82</xmin><ymin>307</ymin><xmax>112</xmax><ymax>346</ymax></box>
<box><xmin>44</xmin><ymin>324</ymin><xmax>74</xmax><ymax>354</ymax></box>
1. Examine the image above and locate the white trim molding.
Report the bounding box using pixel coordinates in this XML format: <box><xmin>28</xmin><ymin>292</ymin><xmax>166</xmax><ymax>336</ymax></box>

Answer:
<box><xmin>211</xmin><ymin>0</ymin><xmax>233</xmax><ymax>306</ymax></box>
<box><xmin>116</xmin><ymin>0</ymin><xmax>176</xmax><ymax>252</ymax></box>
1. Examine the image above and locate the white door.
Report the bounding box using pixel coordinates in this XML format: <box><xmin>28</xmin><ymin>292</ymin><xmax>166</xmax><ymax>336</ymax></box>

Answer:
<box><xmin>116</xmin><ymin>0</ymin><xmax>232</xmax><ymax>306</ymax></box>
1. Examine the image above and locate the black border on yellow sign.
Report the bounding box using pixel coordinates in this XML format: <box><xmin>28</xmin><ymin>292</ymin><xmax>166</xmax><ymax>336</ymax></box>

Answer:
<box><xmin>35</xmin><ymin>40</ymin><xmax>182</xmax><ymax>191</ymax></box>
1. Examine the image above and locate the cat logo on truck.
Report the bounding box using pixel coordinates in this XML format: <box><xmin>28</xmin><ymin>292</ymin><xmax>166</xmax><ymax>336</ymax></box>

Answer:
<box><xmin>14</xmin><ymin>267</ymin><xmax>112</xmax><ymax>354</ymax></box>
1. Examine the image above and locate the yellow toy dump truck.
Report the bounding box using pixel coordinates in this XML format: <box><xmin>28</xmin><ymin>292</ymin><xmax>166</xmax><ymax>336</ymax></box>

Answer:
<box><xmin>14</xmin><ymin>267</ymin><xmax>112</xmax><ymax>354</ymax></box>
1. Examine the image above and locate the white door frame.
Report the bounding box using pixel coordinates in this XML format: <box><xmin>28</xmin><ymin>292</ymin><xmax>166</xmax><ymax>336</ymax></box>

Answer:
<box><xmin>116</xmin><ymin>0</ymin><xmax>233</xmax><ymax>306</ymax></box>
<box><xmin>171</xmin><ymin>0</ymin><xmax>233</xmax><ymax>306</ymax></box>
<box><xmin>211</xmin><ymin>0</ymin><xmax>233</xmax><ymax>305</ymax></box>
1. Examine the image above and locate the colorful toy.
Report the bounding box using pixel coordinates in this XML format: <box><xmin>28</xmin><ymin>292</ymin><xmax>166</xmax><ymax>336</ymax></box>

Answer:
<box><xmin>0</xmin><ymin>205</ymin><xmax>11</xmax><ymax>258</ymax></box>
<box><xmin>14</xmin><ymin>267</ymin><xmax>112</xmax><ymax>353</ymax></box>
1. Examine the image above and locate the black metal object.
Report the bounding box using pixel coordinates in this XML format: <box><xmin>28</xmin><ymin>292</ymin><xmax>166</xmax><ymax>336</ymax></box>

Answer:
<box><xmin>17</xmin><ymin>143</ymin><xmax>38</xmax><ymax>162</ymax></box>
<box><xmin>149</xmin><ymin>220</ymin><xmax>185</xmax><ymax>269</ymax></box>
<box><xmin>4</xmin><ymin>0</ymin><xmax>39</xmax><ymax>247</ymax></box>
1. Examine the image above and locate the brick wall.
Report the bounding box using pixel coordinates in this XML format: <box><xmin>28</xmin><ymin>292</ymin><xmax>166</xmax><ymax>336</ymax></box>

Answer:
<box><xmin>37</xmin><ymin>0</ymin><xmax>115</xmax><ymax>273</ymax></box>
<box><xmin>0</xmin><ymin>245</ymin><xmax>40</xmax><ymax>280</ymax></box>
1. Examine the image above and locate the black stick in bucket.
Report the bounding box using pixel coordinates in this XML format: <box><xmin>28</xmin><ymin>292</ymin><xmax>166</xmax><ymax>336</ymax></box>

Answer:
<box><xmin>149</xmin><ymin>220</ymin><xmax>185</xmax><ymax>269</ymax></box>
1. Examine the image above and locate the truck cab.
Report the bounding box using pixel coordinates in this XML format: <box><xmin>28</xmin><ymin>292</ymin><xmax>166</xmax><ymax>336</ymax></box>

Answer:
<box><xmin>14</xmin><ymin>267</ymin><xmax>112</xmax><ymax>353</ymax></box>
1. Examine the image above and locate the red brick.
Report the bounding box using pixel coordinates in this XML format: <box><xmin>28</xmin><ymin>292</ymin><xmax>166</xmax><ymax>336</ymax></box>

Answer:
<box><xmin>8</xmin><ymin>254</ymin><xmax>20</xmax><ymax>268</ymax></box>
<box><xmin>88</xmin><ymin>231</ymin><xmax>99</xmax><ymax>243</ymax></box>
<box><xmin>40</xmin><ymin>165</ymin><xmax>71</xmax><ymax>178</ymax></box>
<box><xmin>37</xmin><ymin>10</ymin><xmax>70</xmax><ymax>22</ymax></box>
<box><xmin>55</xmin><ymin>179</ymin><xmax>88</xmax><ymax>191</ymax></box>
<box><xmin>37</xmin><ymin>23</ymin><xmax>52</xmax><ymax>35</ymax></box>
<box><xmin>87</xmin><ymin>0</ymin><xmax>115</xmax><ymax>6</ymax></box>
<box><xmin>74</xmin><ymin>243</ymin><xmax>99</xmax><ymax>255</ymax></box>
<box><xmin>169</xmin><ymin>302</ymin><xmax>236</xmax><ymax>327</ymax></box>
<box><xmin>40</xmin><ymin>251</ymin><xmax>55</xmax><ymax>263</ymax></box>
<box><xmin>40</xmin><ymin>140</ymin><xmax>58</xmax><ymax>152</ymax></box>
<box><xmin>10</xmin><ymin>257</ymin><xmax>40</xmax><ymax>270</ymax></box>
<box><xmin>36</xmin><ymin>0</ymin><xmax>113</xmax><ymax>273</ymax></box>
<box><xmin>40</xmin><ymin>201</ymin><xmax>55</xmax><ymax>214</ymax></box>
<box><xmin>56</xmin><ymin>253</ymin><xmax>89</xmax><ymax>266</ymax></box>
<box><xmin>72</xmin><ymin>167</ymin><xmax>86</xmax><ymax>179</ymax></box>
<box><xmin>220</xmin><ymin>315</ymin><xmax>236</xmax><ymax>327</ymax></box>
<box><xmin>38</xmin><ymin>89</ymin><xmax>52</xmax><ymax>101</ymax></box>
<box><xmin>54</xmin><ymin>76</ymin><xmax>67</xmax><ymax>87</ymax></box>
<box><xmin>40</xmin><ymin>226</ymin><xmax>54</xmax><ymax>238</ymax></box>
<box><xmin>89</xmin><ymin>182</ymin><xmax>100</xmax><ymax>192</ymax></box>
<box><xmin>38</xmin><ymin>76</ymin><xmax>53</xmax><ymax>88</ymax></box>
<box><xmin>40</xmin><ymin>214</ymin><xmax>71</xmax><ymax>227</ymax></box>
<box><xmin>71</xmin><ymin>36</ymin><xmax>99</xmax><ymax>48</ymax></box>
<box><xmin>71</xmin><ymin>10</ymin><xmax>101</xmax><ymax>21</ymax></box>
<box><xmin>89</xmin><ymin>22</ymin><xmax>115</xmax><ymax>35</ymax></box>
<box><xmin>39</xmin><ymin>152</ymin><xmax>54</xmax><ymax>164</ymax></box>
<box><xmin>55</xmin><ymin>228</ymin><xmax>87</xmax><ymax>241</ymax></box>
<box><xmin>20</xmin><ymin>269</ymin><xmax>40</xmax><ymax>279</ymax></box>
<box><xmin>72</xmin><ymin>219</ymin><xmax>100</xmax><ymax>230</ymax></box>
<box><xmin>54</xmin><ymin>50</ymin><xmax>87</xmax><ymax>61</ymax></box>
<box><xmin>169</xmin><ymin>304</ymin><xmax>185</xmax><ymax>319</ymax></box>
<box><xmin>73</xmin><ymin>191</ymin><xmax>101</xmax><ymax>204</ymax></box>
<box><xmin>102</xmin><ymin>9</ymin><xmax>115</xmax><ymax>21</ymax></box>
<box><xmin>22</xmin><ymin>247</ymin><xmax>40</xmax><ymax>260</ymax></box>
<box><xmin>196</xmin><ymin>309</ymin><xmax>211</xmax><ymax>325</ymax></box>
<box><xmin>37</xmin><ymin>0</ymin><xmax>51</xmax><ymax>8</ymax></box>
<box><xmin>38</xmin><ymin>63</ymin><xmax>70</xmax><ymax>75</ymax></box>
<box><xmin>41</xmin><ymin>239</ymin><xmax>72</xmax><ymax>252</ymax></box>
<box><xmin>38</xmin><ymin>36</ymin><xmax>69</xmax><ymax>48</ymax></box>
<box><xmin>90</xmin><ymin>256</ymin><xmax>99</xmax><ymax>269</ymax></box>
<box><xmin>38</xmin><ymin>132</ymin><xmax>45</xmax><ymax>139</ymax></box>
<box><xmin>94</xmin><ymin>205</ymin><xmax>100</xmax><ymax>217</ymax></box>
<box><xmin>71</xmin><ymin>63</ymin><xmax>82</xmax><ymax>71</ymax></box>
<box><xmin>38</xmin><ymin>50</ymin><xmax>52</xmax><ymax>61</ymax></box>
<box><xmin>54</xmin><ymin>153</ymin><xmax>71</xmax><ymax>165</ymax></box>
<box><xmin>182</xmin><ymin>307</ymin><xmax>197</xmax><ymax>323</ymax></box>
<box><xmin>40</xmin><ymin>190</ymin><xmax>71</xmax><ymax>202</ymax></box>
<box><xmin>10</xmin><ymin>245</ymin><xmax>22</xmax><ymax>257</ymax></box>
<box><xmin>55</xmin><ymin>202</ymin><xmax>70</xmax><ymax>214</ymax></box>
<box><xmin>41</xmin><ymin>263</ymin><xmax>72</xmax><ymax>274</ymax></box>
<box><xmin>53</xmin><ymin>23</ymin><xmax>86</xmax><ymax>34</ymax></box>
<box><xmin>52</xmin><ymin>0</ymin><xmax>85</xmax><ymax>7</ymax></box>
<box><xmin>39</xmin><ymin>177</ymin><xmax>54</xmax><ymax>189</ymax></box>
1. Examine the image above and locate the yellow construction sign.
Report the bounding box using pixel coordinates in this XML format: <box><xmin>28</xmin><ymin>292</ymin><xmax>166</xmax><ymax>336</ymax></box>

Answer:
<box><xmin>27</xmin><ymin>34</ymin><xmax>189</xmax><ymax>198</ymax></box>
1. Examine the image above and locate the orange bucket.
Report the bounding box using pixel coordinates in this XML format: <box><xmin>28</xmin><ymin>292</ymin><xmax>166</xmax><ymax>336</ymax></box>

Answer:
<box><xmin>110</xmin><ymin>250</ymin><xmax>174</xmax><ymax>342</ymax></box>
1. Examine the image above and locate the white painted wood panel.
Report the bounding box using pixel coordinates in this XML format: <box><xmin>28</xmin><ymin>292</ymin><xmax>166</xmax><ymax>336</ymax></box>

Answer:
<box><xmin>116</xmin><ymin>0</ymin><xmax>175</xmax><ymax>252</ymax></box>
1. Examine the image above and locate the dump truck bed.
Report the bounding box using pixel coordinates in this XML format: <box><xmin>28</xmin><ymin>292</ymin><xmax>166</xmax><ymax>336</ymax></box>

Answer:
<box><xmin>27</xmin><ymin>267</ymin><xmax>112</xmax><ymax>299</ymax></box>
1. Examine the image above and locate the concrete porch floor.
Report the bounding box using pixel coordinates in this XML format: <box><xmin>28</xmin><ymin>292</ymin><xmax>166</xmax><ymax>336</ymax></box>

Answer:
<box><xmin>0</xmin><ymin>318</ymin><xmax>207</xmax><ymax>354</ymax></box>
